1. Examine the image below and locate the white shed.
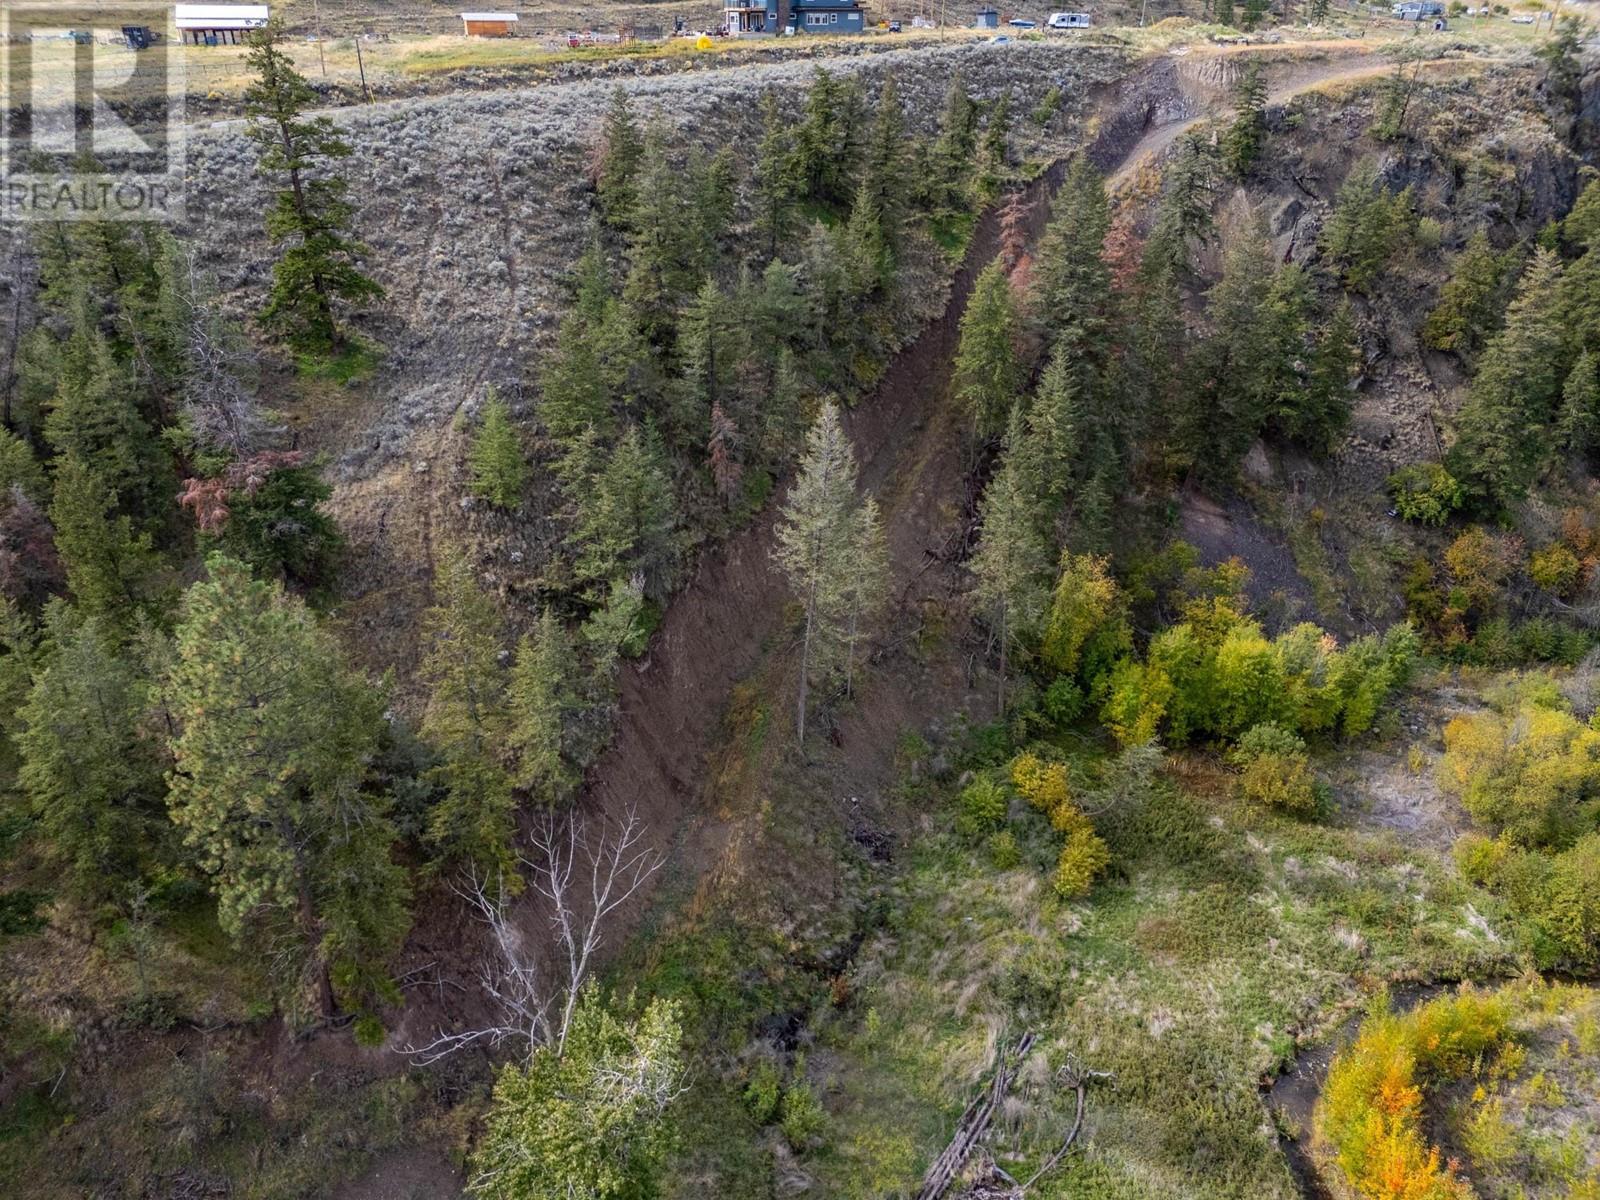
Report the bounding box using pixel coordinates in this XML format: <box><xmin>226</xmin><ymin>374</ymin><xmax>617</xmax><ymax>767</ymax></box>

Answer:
<box><xmin>174</xmin><ymin>4</ymin><xmax>270</xmax><ymax>44</ymax></box>
<box><xmin>460</xmin><ymin>11</ymin><xmax>520</xmax><ymax>35</ymax></box>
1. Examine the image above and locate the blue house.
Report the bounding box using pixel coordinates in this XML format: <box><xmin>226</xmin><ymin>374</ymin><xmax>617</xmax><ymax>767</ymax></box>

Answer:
<box><xmin>724</xmin><ymin>0</ymin><xmax>865</xmax><ymax>34</ymax></box>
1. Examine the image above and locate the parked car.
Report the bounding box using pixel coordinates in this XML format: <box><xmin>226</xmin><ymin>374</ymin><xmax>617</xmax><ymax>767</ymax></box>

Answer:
<box><xmin>888</xmin><ymin>18</ymin><xmax>902</xmax><ymax>29</ymax></box>
<box><xmin>1509</xmin><ymin>11</ymin><xmax>1535</xmax><ymax>21</ymax></box>
<box><xmin>1007</xmin><ymin>17</ymin><xmax>1037</xmax><ymax>27</ymax></box>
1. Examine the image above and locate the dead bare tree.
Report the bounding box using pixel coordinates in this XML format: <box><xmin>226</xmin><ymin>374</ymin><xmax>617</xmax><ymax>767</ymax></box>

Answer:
<box><xmin>404</xmin><ymin>804</ymin><xmax>662</xmax><ymax>1066</ymax></box>
<box><xmin>169</xmin><ymin>245</ymin><xmax>276</xmax><ymax>457</ymax></box>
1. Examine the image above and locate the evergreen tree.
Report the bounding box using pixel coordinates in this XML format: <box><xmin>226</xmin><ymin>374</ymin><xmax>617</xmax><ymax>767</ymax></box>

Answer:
<box><xmin>1557</xmin><ymin>244</ymin><xmax>1600</xmax><ymax>358</ymax></box>
<box><xmin>595</xmin><ymin>87</ymin><xmax>645</xmax><ymax>231</ymax></box>
<box><xmin>570</xmin><ymin>425</ymin><xmax>680</xmax><ymax>598</ymax></box>
<box><xmin>468</xmin><ymin>389</ymin><xmax>527</xmax><ymax>510</ymax></box>
<box><xmin>1221</xmin><ymin>63</ymin><xmax>1267</xmax><ymax>178</ymax></box>
<box><xmin>1215</xmin><ymin>0</ymin><xmax>1236</xmax><ymax>25</ymax></box>
<box><xmin>753</xmin><ymin>93</ymin><xmax>803</xmax><ymax>261</ymax></box>
<box><xmin>43</xmin><ymin>301</ymin><xmax>169</xmax><ymax>523</ymax></box>
<box><xmin>540</xmin><ymin>239</ymin><xmax>638</xmax><ymax>442</ymax></box>
<box><xmin>971</xmin><ymin>408</ymin><xmax>1051</xmax><ymax>715</ymax></box>
<box><xmin>1449</xmin><ymin>249</ymin><xmax>1570</xmax><ymax>507</ymax></box>
<box><xmin>1177</xmin><ymin>228</ymin><xmax>1286</xmax><ymax>483</ymax></box>
<box><xmin>1150</xmin><ymin>132</ymin><xmax>1218</xmax><ymax>261</ymax></box>
<box><xmin>977</xmin><ymin>91</ymin><xmax>1013</xmax><ymax>198</ymax></box>
<box><xmin>1241</xmin><ymin>0</ymin><xmax>1269</xmax><ymax>30</ymax></box>
<box><xmin>623</xmin><ymin>130</ymin><xmax>698</xmax><ymax>348</ymax></box>
<box><xmin>508</xmin><ymin>608</ymin><xmax>580</xmax><ymax>806</ymax></box>
<box><xmin>1565</xmin><ymin>177</ymin><xmax>1600</xmax><ymax>251</ymax></box>
<box><xmin>793</xmin><ymin>68</ymin><xmax>855</xmax><ymax>208</ymax></box>
<box><xmin>163</xmin><ymin>555</ymin><xmax>406</xmax><ymax>1020</ymax></box>
<box><xmin>49</xmin><ymin>456</ymin><xmax>159</xmax><ymax>632</ymax></box>
<box><xmin>243</xmin><ymin>26</ymin><xmax>383</xmax><ymax>352</ymax></box>
<box><xmin>1322</xmin><ymin>160</ymin><xmax>1416</xmax><ymax>294</ymax></box>
<box><xmin>676</xmin><ymin>277</ymin><xmax>734</xmax><ymax>444</ymax></box>
<box><xmin>1535</xmin><ymin>16</ymin><xmax>1586</xmax><ymax>117</ymax></box>
<box><xmin>0</xmin><ymin>429</ymin><xmax>46</xmax><ymax>503</ymax></box>
<box><xmin>1295</xmin><ymin>298</ymin><xmax>1360</xmax><ymax>454</ymax></box>
<box><xmin>931</xmin><ymin>74</ymin><xmax>980</xmax><ymax>211</ymax></box>
<box><xmin>1559</xmin><ymin>351</ymin><xmax>1600</xmax><ymax>457</ymax></box>
<box><xmin>953</xmin><ymin>261</ymin><xmax>1023</xmax><ymax>440</ymax></box>
<box><xmin>690</xmin><ymin>146</ymin><xmax>738</xmax><ymax>277</ymax></box>
<box><xmin>1015</xmin><ymin>344</ymin><xmax>1083</xmax><ymax>514</ymax></box>
<box><xmin>1308</xmin><ymin>0</ymin><xmax>1330</xmax><ymax>22</ymax></box>
<box><xmin>861</xmin><ymin>78</ymin><xmax>910</xmax><ymax>240</ymax></box>
<box><xmin>1031</xmin><ymin>157</ymin><xmax>1113</xmax><ymax>366</ymax></box>
<box><xmin>17</xmin><ymin>605</ymin><xmax>167</xmax><ymax>902</ymax></box>
<box><xmin>1421</xmin><ymin>232</ymin><xmax>1519</xmax><ymax>360</ymax></box>
<box><xmin>840</xmin><ymin>497</ymin><xmax>889</xmax><ymax>700</ymax></box>
<box><xmin>0</xmin><ymin>597</ymin><xmax>37</xmax><ymax>775</ymax></box>
<box><xmin>773</xmin><ymin>401</ymin><xmax>861</xmax><ymax>744</ymax></box>
<box><xmin>418</xmin><ymin>552</ymin><xmax>515</xmax><ymax>880</ymax></box>
<box><xmin>840</xmin><ymin>182</ymin><xmax>892</xmax><ymax>298</ymax></box>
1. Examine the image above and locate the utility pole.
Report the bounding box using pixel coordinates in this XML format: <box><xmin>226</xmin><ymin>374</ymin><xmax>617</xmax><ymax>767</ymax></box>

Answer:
<box><xmin>355</xmin><ymin>32</ymin><xmax>370</xmax><ymax>102</ymax></box>
<box><xmin>313</xmin><ymin>0</ymin><xmax>327</xmax><ymax>75</ymax></box>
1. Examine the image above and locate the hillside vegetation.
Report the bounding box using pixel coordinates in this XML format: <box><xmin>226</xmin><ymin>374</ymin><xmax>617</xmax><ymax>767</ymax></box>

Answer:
<box><xmin>1</xmin><ymin>15</ymin><xmax>1599</xmax><ymax>1200</ymax></box>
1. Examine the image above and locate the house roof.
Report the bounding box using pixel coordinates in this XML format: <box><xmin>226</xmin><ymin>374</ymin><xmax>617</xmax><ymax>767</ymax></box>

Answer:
<box><xmin>173</xmin><ymin>4</ymin><xmax>269</xmax><ymax>29</ymax></box>
<box><xmin>459</xmin><ymin>11</ymin><xmax>520</xmax><ymax>19</ymax></box>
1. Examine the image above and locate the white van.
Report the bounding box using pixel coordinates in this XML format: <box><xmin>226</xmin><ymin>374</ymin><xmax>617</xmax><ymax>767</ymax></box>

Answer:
<box><xmin>1048</xmin><ymin>10</ymin><xmax>1092</xmax><ymax>26</ymax></box>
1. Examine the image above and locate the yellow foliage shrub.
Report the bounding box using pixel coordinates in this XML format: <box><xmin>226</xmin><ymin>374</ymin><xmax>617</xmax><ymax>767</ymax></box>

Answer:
<box><xmin>1317</xmin><ymin>990</ymin><xmax>1509</xmax><ymax>1200</ymax></box>
<box><xmin>1011</xmin><ymin>754</ymin><xmax>1071</xmax><ymax>813</ymax></box>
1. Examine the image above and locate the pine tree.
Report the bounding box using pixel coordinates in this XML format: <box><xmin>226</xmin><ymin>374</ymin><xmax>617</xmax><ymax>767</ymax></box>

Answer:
<box><xmin>690</xmin><ymin>146</ymin><xmax>738</xmax><ymax>277</ymax></box>
<box><xmin>1014</xmin><ymin>345</ymin><xmax>1082</xmax><ymax>514</ymax></box>
<box><xmin>931</xmin><ymin>73</ymin><xmax>980</xmax><ymax>211</ymax></box>
<box><xmin>623</xmin><ymin>131</ymin><xmax>698</xmax><ymax>348</ymax></box>
<box><xmin>596</xmin><ymin>87</ymin><xmax>645</xmax><ymax>231</ymax></box>
<box><xmin>0</xmin><ymin>597</ymin><xmax>37</xmax><ymax>775</ymax></box>
<box><xmin>840</xmin><ymin>497</ymin><xmax>889</xmax><ymax>700</ymax></box>
<box><xmin>977</xmin><ymin>91</ymin><xmax>1013</xmax><ymax>198</ymax></box>
<box><xmin>541</xmin><ymin>239</ymin><xmax>634</xmax><ymax>442</ymax></box>
<box><xmin>793</xmin><ymin>68</ymin><xmax>853</xmax><ymax>207</ymax></box>
<box><xmin>840</xmin><ymin>182</ymin><xmax>891</xmax><ymax>298</ymax></box>
<box><xmin>774</xmin><ymin>401</ymin><xmax>860</xmax><ymax>744</ymax></box>
<box><xmin>1557</xmin><ymin>244</ymin><xmax>1600</xmax><ymax>359</ymax></box>
<box><xmin>50</xmin><ymin>456</ymin><xmax>159</xmax><ymax>632</ymax></box>
<box><xmin>954</xmin><ymin>261</ymin><xmax>1023</xmax><ymax>440</ymax></box>
<box><xmin>1221</xmin><ymin>62</ymin><xmax>1267</xmax><ymax>178</ymax></box>
<box><xmin>1422</xmin><ymin>232</ymin><xmax>1519</xmax><ymax>360</ymax></box>
<box><xmin>1559</xmin><ymin>351</ymin><xmax>1600</xmax><ymax>457</ymax></box>
<box><xmin>1322</xmin><ymin>161</ymin><xmax>1415</xmax><ymax>294</ymax></box>
<box><xmin>971</xmin><ymin>409</ymin><xmax>1051</xmax><ymax>715</ymax></box>
<box><xmin>43</xmin><ymin>300</ymin><xmax>169</xmax><ymax>523</ymax></box>
<box><xmin>1449</xmin><ymin>248</ymin><xmax>1570</xmax><ymax>507</ymax></box>
<box><xmin>163</xmin><ymin>555</ymin><xmax>406</xmax><ymax>1020</ymax></box>
<box><xmin>18</xmin><ymin>605</ymin><xmax>167</xmax><ymax>902</ymax></box>
<box><xmin>244</xmin><ymin>26</ymin><xmax>383</xmax><ymax>352</ymax></box>
<box><xmin>1150</xmin><ymin>132</ymin><xmax>1218</xmax><ymax>262</ymax></box>
<box><xmin>861</xmin><ymin>78</ymin><xmax>910</xmax><ymax>239</ymax></box>
<box><xmin>753</xmin><ymin>93</ymin><xmax>802</xmax><ymax>261</ymax></box>
<box><xmin>1566</xmin><ymin>177</ymin><xmax>1600</xmax><ymax>251</ymax></box>
<box><xmin>677</xmin><ymin>277</ymin><xmax>734</xmax><ymax>442</ymax></box>
<box><xmin>1215</xmin><ymin>0</ymin><xmax>1236</xmax><ymax>25</ymax></box>
<box><xmin>0</xmin><ymin>429</ymin><xmax>45</xmax><ymax>502</ymax></box>
<box><xmin>469</xmin><ymin>389</ymin><xmax>528</xmax><ymax>510</ymax></box>
<box><xmin>1031</xmin><ymin>157</ymin><xmax>1113</xmax><ymax>364</ymax></box>
<box><xmin>418</xmin><ymin>552</ymin><xmax>515</xmax><ymax>880</ymax></box>
<box><xmin>1296</xmin><ymin>298</ymin><xmax>1360</xmax><ymax>454</ymax></box>
<box><xmin>1308</xmin><ymin>0</ymin><xmax>1330</xmax><ymax>21</ymax></box>
<box><xmin>508</xmin><ymin>608</ymin><xmax>580</xmax><ymax>806</ymax></box>
<box><xmin>570</xmin><ymin>425</ymin><xmax>680</xmax><ymax>598</ymax></box>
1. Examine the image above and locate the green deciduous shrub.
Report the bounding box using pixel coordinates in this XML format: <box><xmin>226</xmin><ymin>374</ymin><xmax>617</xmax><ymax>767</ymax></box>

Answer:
<box><xmin>1388</xmin><ymin>463</ymin><xmax>1464</xmax><ymax>527</ymax></box>
<box><xmin>955</xmin><ymin>776</ymin><xmax>1009</xmax><ymax>839</ymax></box>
